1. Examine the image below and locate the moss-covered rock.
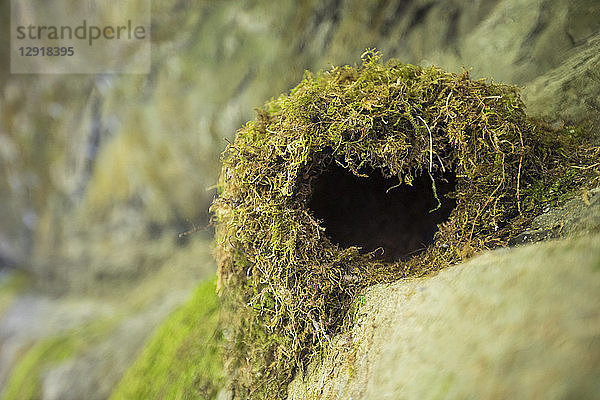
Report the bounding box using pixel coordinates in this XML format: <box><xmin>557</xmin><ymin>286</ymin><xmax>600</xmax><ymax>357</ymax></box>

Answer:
<box><xmin>0</xmin><ymin>238</ymin><xmax>215</xmax><ymax>400</ymax></box>
<box><xmin>110</xmin><ymin>277</ymin><xmax>224</xmax><ymax>400</ymax></box>
<box><xmin>212</xmin><ymin>52</ymin><xmax>599</xmax><ymax>399</ymax></box>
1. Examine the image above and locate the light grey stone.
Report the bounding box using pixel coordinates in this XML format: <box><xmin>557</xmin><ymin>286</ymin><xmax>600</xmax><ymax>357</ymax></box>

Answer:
<box><xmin>288</xmin><ymin>234</ymin><xmax>600</xmax><ymax>400</ymax></box>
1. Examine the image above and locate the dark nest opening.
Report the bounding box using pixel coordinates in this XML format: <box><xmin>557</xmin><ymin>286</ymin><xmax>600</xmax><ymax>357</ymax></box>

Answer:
<box><xmin>309</xmin><ymin>163</ymin><xmax>456</xmax><ymax>261</ymax></box>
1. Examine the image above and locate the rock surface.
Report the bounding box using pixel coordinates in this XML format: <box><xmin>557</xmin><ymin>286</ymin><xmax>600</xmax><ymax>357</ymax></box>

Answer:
<box><xmin>288</xmin><ymin>232</ymin><xmax>600</xmax><ymax>399</ymax></box>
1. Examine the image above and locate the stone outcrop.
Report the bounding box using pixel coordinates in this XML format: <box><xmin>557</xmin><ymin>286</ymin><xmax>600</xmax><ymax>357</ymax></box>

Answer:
<box><xmin>288</xmin><ymin>211</ymin><xmax>600</xmax><ymax>399</ymax></box>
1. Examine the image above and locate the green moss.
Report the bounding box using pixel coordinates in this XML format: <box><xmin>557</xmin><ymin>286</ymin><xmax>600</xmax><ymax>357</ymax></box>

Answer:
<box><xmin>520</xmin><ymin>123</ymin><xmax>600</xmax><ymax>211</ymax></box>
<box><xmin>211</xmin><ymin>50</ymin><xmax>600</xmax><ymax>399</ymax></box>
<box><xmin>110</xmin><ymin>277</ymin><xmax>224</xmax><ymax>400</ymax></box>
<box><xmin>0</xmin><ymin>319</ymin><xmax>115</xmax><ymax>400</ymax></box>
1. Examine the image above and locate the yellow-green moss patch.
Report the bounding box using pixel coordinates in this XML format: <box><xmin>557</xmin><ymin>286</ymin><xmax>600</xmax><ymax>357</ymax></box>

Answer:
<box><xmin>110</xmin><ymin>277</ymin><xmax>224</xmax><ymax>400</ymax></box>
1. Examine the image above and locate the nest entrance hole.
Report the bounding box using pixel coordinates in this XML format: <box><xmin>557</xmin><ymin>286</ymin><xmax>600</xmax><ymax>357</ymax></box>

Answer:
<box><xmin>308</xmin><ymin>163</ymin><xmax>456</xmax><ymax>261</ymax></box>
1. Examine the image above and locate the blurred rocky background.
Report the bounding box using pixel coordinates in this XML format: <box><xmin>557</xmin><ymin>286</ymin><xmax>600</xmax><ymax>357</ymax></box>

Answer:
<box><xmin>0</xmin><ymin>0</ymin><xmax>599</xmax><ymax>399</ymax></box>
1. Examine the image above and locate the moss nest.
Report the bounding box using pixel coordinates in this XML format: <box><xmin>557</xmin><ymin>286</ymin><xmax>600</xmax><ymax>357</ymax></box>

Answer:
<box><xmin>211</xmin><ymin>51</ymin><xmax>599</xmax><ymax>399</ymax></box>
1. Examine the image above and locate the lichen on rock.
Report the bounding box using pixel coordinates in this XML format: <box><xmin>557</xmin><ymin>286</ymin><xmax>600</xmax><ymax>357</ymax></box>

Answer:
<box><xmin>211</xmin><ymin>50</ymin><xmax>599</xmax><ymax>399</ymax></box>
